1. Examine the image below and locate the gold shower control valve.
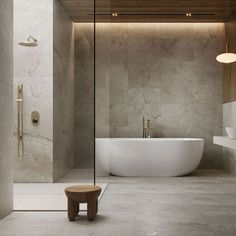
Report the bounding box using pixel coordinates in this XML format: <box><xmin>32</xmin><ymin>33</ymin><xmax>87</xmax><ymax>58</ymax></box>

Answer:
<box><xmin>31</xmin><ymin>111</ymin><xmax>40</xmax><ymax>126</ymax></box>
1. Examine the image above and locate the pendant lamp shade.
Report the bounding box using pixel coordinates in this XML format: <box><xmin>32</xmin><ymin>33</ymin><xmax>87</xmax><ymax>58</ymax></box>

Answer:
<box><xmin>216</xmin><ymin>52</ymin><xmax>236</xmax><ymax>63</ymax></box>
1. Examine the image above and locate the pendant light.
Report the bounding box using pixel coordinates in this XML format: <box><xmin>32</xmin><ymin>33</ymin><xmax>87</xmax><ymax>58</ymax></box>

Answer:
<box><xmin>216</xmin><ymin>0</ymin><xmax>236</xmax><ymax>63</ymax></box>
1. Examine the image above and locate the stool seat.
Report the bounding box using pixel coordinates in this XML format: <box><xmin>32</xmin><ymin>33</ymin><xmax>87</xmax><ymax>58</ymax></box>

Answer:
<box><xmin>65</xmin><ymin>185</ymin><xmax>102</xmax><ymax>221</ymax></box>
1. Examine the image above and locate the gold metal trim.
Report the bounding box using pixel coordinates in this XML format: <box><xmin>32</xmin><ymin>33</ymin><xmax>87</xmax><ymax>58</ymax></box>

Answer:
<box><xmin>16</xmin><ymin>84</ymin><xmax>24</xmax><ymax>158</ymax></box>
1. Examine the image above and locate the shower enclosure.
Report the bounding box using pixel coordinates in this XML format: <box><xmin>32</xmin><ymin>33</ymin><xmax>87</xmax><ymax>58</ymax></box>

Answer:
<box><xmin>13</xmin><ymin>0</ymin><xmax>99</xmax><ymax>185</ymax></box>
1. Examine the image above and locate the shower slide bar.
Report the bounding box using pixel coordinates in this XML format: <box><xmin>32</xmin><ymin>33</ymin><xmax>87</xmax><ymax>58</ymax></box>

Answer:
<box><xmin>16</xmin><ymin>84</ymin><xmax>24</xmax><ymax>158</ymax></box>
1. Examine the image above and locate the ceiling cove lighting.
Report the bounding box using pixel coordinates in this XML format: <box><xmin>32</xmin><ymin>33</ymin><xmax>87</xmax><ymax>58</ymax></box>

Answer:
<box><xmin>216</xmin><ymin>0</ymin><xmax>236</xmax><ymax>64</ymax></box>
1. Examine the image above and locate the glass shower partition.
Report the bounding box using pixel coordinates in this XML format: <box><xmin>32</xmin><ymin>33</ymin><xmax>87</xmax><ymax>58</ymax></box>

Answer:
<box><xmin>13</xmin><ymin>0</ymin><xmax>97</xmax><ymax>212</ymax></box>
<box><xmin>95</xmin><ymin>0</ymin><xmax>111</xmax><ymax>184</ymax></box>
<box><xmin>73</xmin><ymin>0</ymin><xmax>96</xmax><ymax>185</ymax></box>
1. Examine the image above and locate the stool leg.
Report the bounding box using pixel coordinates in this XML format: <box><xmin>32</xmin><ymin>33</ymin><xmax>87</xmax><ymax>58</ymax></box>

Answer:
<box><xmin>68</xmin><ymin>198</ymin><xmax>79</xmax><ymax>221</ymax></box>
<box><xmin>76</xmin><ymin>203</ymin><xmax>80</xmax><ymax>215</ymax></box>
<box><xmin>96</xmin><ymin>199</ymin><xmax>98</xmax><ymax>214</ymax></box>
<box><xmin>87</xmin><ymin>198</ymin><xmax>97</xmax><ymax>221</ymax></box>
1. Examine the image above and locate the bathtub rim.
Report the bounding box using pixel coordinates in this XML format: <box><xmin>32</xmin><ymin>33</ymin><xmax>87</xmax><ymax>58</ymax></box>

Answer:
<box><xmin>96</xmin><ymin>138</ymin><xmax>204</xmax><ymax>141</ymax></box>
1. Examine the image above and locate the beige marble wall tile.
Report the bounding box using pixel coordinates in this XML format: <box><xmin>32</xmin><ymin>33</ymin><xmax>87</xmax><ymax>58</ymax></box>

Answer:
<box><xmin>75</xmin><ymin>23</ymin><xmax>224</xmax><ymax>169</ymax></box>
<box><xmin>13</xmin><ymin>0</ymin><xmax>74</xmax><ymax>182</ymax></box>
<box><xmin>74</xmin><ymin>24</ymin><xmax>94</xmax><ymax>168</ymax></box>
<box><xmin>74</xmin><ymin>23</ymin><xmax>111</xmax><ymax>168</ymax></box>
<box><xmin>0</xmin><ymin>0</ymin><xmax>13</xmax><ymax>219</ymax></box>
<box><xmin>53</xmin><ymin>0</ymin><xmax>74</xmax><ymax>181</ymax></box>
<box><xmin>13</xmin><ymin>0</ymin><xmax>54</xmax><ymax>182</ymax></box>
<box><xmin>108</xmin><ymin>23</ymin><xmax>224</xmax><ymax>168</ymax></box>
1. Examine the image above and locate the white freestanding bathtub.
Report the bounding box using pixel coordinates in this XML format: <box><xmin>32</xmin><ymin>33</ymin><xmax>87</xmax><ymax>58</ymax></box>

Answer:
<box><xmin>96</xmin><ymin>138</ymin><xmax>204</xmax><ymax>177</ymax></box>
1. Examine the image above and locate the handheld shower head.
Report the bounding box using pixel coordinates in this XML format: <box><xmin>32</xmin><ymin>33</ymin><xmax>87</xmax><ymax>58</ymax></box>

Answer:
<box><xmin>19</xmin><ymin>35</ymin><xmax>38</xmax><ymax>47</ymax></box>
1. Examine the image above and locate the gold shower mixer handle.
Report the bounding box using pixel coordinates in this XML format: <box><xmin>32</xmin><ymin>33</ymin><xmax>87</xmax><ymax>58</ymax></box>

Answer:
<box><xmin>15</xmin><ymin>98</ymin><xmax>23</xmax><ymax>102</ymax></box>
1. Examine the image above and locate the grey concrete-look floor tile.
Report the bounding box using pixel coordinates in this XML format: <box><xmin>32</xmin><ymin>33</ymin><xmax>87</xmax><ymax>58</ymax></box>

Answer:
<box><xmin>0</xmin><ymin>170</ymin><xmax>236</xmax><ymax>236</ymax></box>
<box><xmin>135</xmin><ymin>231</ymin><xmax>215</xmax><ymax>236</ymax></box>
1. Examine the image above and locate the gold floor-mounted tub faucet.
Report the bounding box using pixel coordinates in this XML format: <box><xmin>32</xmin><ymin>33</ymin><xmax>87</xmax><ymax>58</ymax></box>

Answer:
<box><xmin>143</xmin><ymin>117</ymin><xmax>154</xmax><ymax>138</ymax></box>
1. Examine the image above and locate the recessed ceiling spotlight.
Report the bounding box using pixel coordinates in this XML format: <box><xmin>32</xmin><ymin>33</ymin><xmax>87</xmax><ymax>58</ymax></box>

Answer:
<box><xmin>112</xmin><ymin>13</ymin><xmax>118</xmax><ymax>16</ymax></box>
<box><xmin>186</xmin><ymin>13</ymin><xmax>192</xmax><ymax>17</ymax></box>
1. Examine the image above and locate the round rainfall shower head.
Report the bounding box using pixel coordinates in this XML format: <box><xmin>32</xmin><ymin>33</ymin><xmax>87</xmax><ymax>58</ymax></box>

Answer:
<box><xmin>19</xmin><ymin>41</ymin><xmax>38</xmax><ymax>47</ymax></box>
<box><xmin>19</xmin><ymin>35</ymin><xmax>38</xmax><ymax>47</ymax></box>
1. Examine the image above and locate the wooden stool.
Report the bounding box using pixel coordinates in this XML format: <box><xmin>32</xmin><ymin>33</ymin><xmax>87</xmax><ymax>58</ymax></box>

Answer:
<box><xmin>65</xmin><ymin>185</ymin><xmax>102</xmax><ymax>221</ymax></box>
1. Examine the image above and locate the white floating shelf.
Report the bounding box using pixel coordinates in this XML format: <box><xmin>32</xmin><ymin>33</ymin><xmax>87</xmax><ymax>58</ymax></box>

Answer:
<box><xmin>213</xmin><ymin>136</ymin><xmax>236</xmax><ymax>150</ymax></box>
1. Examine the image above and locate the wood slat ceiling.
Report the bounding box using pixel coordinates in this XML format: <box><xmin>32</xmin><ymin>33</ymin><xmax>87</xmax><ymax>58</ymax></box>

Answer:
<box><xmin>60</xmin><ymin>0</ymin><xmax>236</xmax><ymax>22</ymax></box>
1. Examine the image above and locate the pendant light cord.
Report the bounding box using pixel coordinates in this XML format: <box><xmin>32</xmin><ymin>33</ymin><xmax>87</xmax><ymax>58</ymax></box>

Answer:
<box><xmin>226</xmin><ymin>0</ymin><xmax>229</xmax><ymax>52</ymax></box>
